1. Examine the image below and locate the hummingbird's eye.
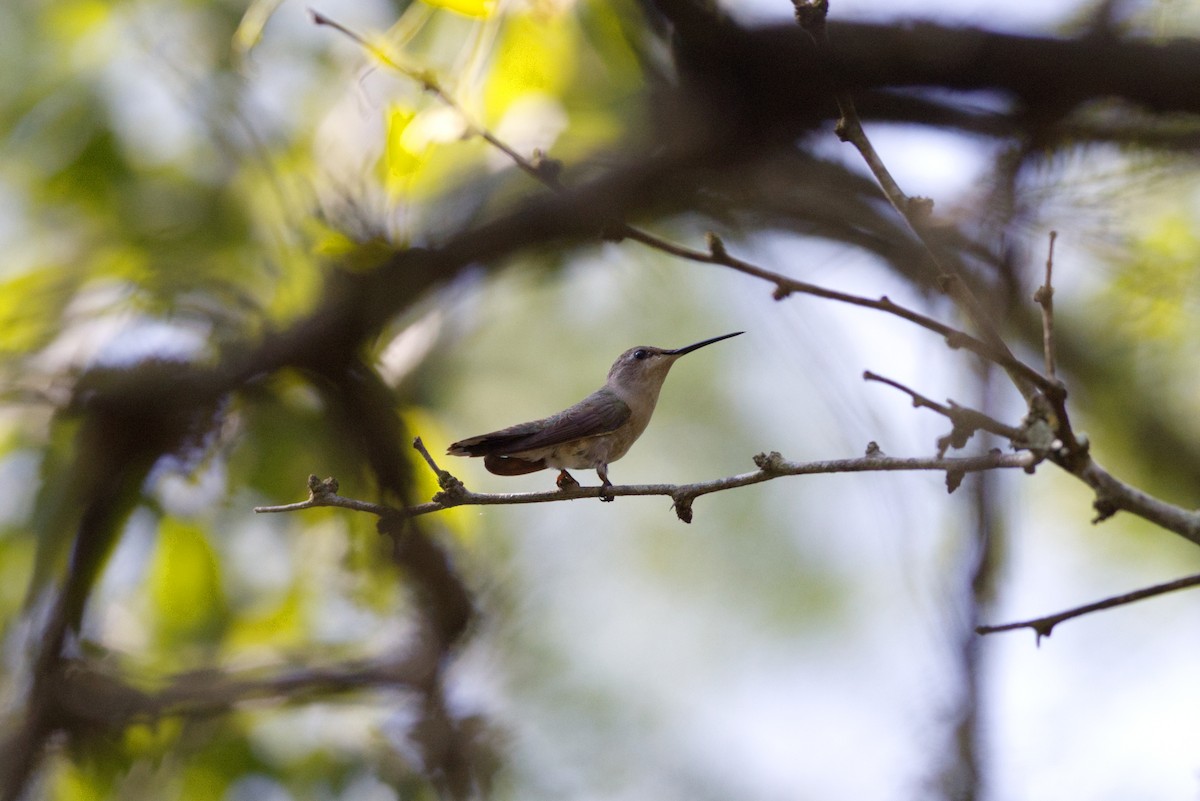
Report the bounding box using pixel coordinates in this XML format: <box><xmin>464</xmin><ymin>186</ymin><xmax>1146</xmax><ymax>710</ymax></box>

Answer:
<box><xmin>633</xmin><ymin>349</ymin><xmax>649</xmax><ymax>360</ymax></box>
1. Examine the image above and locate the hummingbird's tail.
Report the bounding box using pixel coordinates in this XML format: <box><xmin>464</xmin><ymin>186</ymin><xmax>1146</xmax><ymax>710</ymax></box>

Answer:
<box><xmin>482</xmin><ymin>453</ymin><xmax>546</xmax><ymax>476</ymax></box>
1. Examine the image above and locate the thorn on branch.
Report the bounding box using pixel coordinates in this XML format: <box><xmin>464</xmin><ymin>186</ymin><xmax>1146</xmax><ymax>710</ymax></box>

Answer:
<box><xmin>308</xmin><ymin>474</ymin><xmax>339</xmax><ymax>499</ymax></box>
<box><xmin>705</xmin><ymin>231</ymin><xmax>728</xmax><ymax>261</ymax></box>
<box><xmin>864</xmin><ymin>441</ymin><xmax>884</xmax><ymax>457</ymax></box>
<box><xmin>415</xmin><ymin>70</ymin><xmax>438</xmax><ymax>94</ymax></box>
<box><xmin>945</xmin><ymin>465</ymin><xmax>966</xmax><ymax>494</ymax></box>
<box><xmin>936</xmin><ymin>421</ymin><xmax>977</xmax><ymax>459</ymax></box>
<box><xmin>753</xmin><ymin>451</ymin><xmax>787</xmax><ymax>475</ymax></box>
<box><xmin>833</xmin><ymin>118</ymin><xmax>851</xmax><ymax>142</ymax></box>
<box><xmin>906</xmin><ymin>196</ymin><xmax>935</xmax><ymax>222</ymax></box>
<box><xmin>531</xmin><ymin>149</ymin><xmax>563</xmax><ymax>186</ymax></box>
<box><xmin>792</xmin><ymin>0</ymin><xmax>829</xmax><ymax>33</ymax></box>
<box><xmin>376</xmin><ymin>511</ymin><xmax>407</xmax><ymax>538</ymax></box>
<box><xmin>672</xmin><ymin>493</ymin><xmax>695</xmax><ymax>524</ymax></box>
<box><xmin>1092</xmin><ymin>495</ymin><xmax>1120</xmax><ymax>524</ymax></box>
<box><xmin>772</xmin><ymin>284</ymin><xmax>794</xmax><ymax>301</ymax></box>
<box><xmin>936</xmin><ymin>402</ymin><xmax>982</xmax><ymax>457</ymax></box>
<box><xmin>943</xmin><ymin>331</ymin><xmax>971</xmax><ymax>350</ymax></box>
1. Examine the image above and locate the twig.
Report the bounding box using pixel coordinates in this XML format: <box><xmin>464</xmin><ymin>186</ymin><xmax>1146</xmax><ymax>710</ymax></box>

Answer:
<box><xmin>258</xmin><ymin>449</ymin><xmax>1037</xmax><ymax>525</ymax></box>
<box><xmin>1074</xmin><ymin>458</ymin><xmax>1200</xmax><ymax>545</ymax></box>
<box><xmin>629</xmin><ymin>230</ymin><xmax>1053</xmax><ymax>392</ymax></box>
<box><xmin>976</xmin><ymin>572</ymin><xmax>1200</xmax><ymax>642</ymax></box>
<box><xmin>411</xmin><ymin>435</ymin><xmax>443</xmax><ymax>475</ymax></box>
<box><xmin>793</xmin><ymin>3</ymin><xmax>909</xmax><ymax>216</ymax></box>
<box><xmin>410</xmin><ymin>436</ymin><xmax>467</xmax><ymax>496</ymax></box>
<box><xmin>862</xmin><ymin>370</ymin><xmax>1026</xmax><ymax>445</ymax></box>
<box><xmin>254</xmin><ymin>474</ymin><xmax>393</xmax><ymax>516</ymax></box>
<box><xmin>1034</xmin><ymin>230</ymin><xmax>1058</xmax><ymax>379</ymax></box>
<box><xmin>309</xmin><ymin>9</ymin><xmax>548</xmax><ymax>185</ymax></box>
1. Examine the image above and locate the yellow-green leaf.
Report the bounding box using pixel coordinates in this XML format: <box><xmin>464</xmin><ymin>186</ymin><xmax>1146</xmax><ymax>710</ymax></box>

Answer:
<box><xmin>485</xmin><ymin>11</ymin><xmax>578</xmax><ymax>121</ymax></box>
<box><xmin>420</xmin><ymin>0</ymin><xmax>497</xmax><ymax>19</ymax></box>
<box><xmin>150</xmin><ymin>520</ymin><xmax>226</xmax><ymax>644</ymax></box>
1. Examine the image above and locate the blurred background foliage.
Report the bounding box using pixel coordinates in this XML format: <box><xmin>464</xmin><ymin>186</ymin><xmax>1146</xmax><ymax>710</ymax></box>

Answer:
<box><xmin>5</xmin><ymin>0</ymin><xmax>1200</xmax><ymax>799</ymax></box>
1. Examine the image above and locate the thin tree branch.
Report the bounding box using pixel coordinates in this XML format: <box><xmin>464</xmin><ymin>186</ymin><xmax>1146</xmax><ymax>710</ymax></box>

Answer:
<box><xmin>253</xmin><ymin>474</ymin><xmax>394</xmax><ymax>517</ymax></box>
<box><xmin>628</xmin><ymin>230</ymin><xmax>1054</xmax><ymax>392</ymax></box>
<box><xmin>794</xmin><ymin>4</ymin><xmax>909</xmax><ymax>216</ymax></box>
<box><xmin>862</xmin><ymin>370</ymin><xmax>1027</xmax><ymax>446</ymax></box>
<box><xmin>861</xmin><ymin>369</ymin><xmax>1200</xmax><ymax>546</ymax></box>
<box><xmin>257</xmin><ymin>446</ymin><xmax>1038</xmax><ymax>524</ymax></box>
<box><xmin>976</xmin><ymin>572</ymin><xmax>1200</xmax><ymax>642</ymax></box>
<box><xmin>1073</xmin><ymin>458</ymin><xmax>1200</xmax><ymax>546</ymax></box>
<box><xmin>1034</xmin><ymin>230</ymin><xmax>1058</xmax><ymax>380</ymax></box>
<box><xmin>310</xmin><ymin>9</ymin><xmax>553</xmax><ymax>187</ymax></box>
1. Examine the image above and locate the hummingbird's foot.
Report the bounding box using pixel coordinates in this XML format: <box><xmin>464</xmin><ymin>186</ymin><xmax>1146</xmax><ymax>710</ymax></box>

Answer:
<box><xmin>594</xmin><ymin>465</ymin><xmax>615</xmax><ymax>502</ymax></box>
<box><xmin>555</xmin><ymin>470</ymin><xmax>580</xmax><ymax>491</ymax></box>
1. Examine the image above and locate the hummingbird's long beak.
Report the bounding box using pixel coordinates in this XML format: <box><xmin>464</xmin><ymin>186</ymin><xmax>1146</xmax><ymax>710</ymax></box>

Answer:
<box><xmin>666</xmin><ymin>331</ymin><xmax>744</xmax><ymax>356</ymax></box>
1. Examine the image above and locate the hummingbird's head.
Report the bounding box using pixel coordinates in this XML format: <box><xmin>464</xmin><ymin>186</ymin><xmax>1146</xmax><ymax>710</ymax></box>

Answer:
<box><xmin>605</xmin><ymin>332</ymin><xmax>743</xmax><ymax>397</ymax></box>
<box><xmin>606</xmin><ymin>345</ymin><xmax>679</xmax><ymax>395</ymax></box>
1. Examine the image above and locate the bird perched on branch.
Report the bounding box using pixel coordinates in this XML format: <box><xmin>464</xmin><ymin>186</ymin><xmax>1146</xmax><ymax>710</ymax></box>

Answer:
<box><xmin>447</xmin><ymin>332</ymin><xmax>743</xmax><ymax>500</ymax></box>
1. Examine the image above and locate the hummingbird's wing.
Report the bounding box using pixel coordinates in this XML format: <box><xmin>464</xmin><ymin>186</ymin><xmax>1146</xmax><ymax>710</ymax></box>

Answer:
<box><xmin>447</xmin><ymin>388</ymin><xmax>631</xmax><ymax>457</ymax></box>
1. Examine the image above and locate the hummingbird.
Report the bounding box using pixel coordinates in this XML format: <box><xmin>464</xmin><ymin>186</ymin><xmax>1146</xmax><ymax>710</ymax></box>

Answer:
<box><xmin>446</xmin><ymin>332</ymin><xmax>743</xmax><ymax>500</ymax></box>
